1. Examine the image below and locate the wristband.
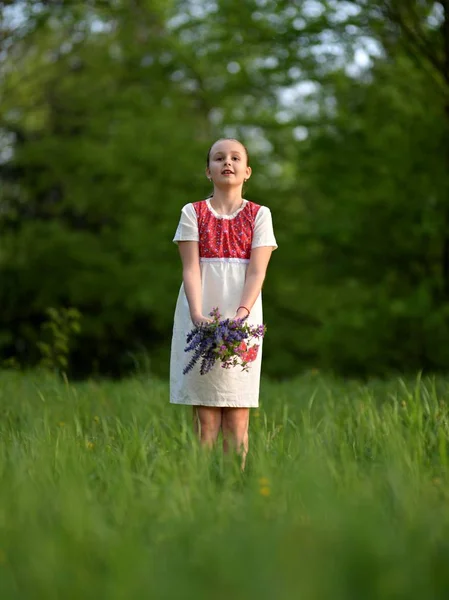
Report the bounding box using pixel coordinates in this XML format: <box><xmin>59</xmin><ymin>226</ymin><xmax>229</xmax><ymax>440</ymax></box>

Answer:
<box><xmin>237</xmin><ymin>305</ymin><xmax>250</xmax><ymax>316</ymax></box>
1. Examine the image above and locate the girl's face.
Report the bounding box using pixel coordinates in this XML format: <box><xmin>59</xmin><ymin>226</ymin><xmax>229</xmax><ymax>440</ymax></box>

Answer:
<box><xmin>206</xmin><ymin>140</ymin><xmax>251</xmax><ymax>189</ymax></box>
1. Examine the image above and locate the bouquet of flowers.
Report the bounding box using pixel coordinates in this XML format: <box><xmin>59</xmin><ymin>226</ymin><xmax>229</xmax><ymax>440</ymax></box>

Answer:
<box><xmin>183</xmin><ymin>307</ymin><xmax>266</xmax><ymax>376</ymax></box>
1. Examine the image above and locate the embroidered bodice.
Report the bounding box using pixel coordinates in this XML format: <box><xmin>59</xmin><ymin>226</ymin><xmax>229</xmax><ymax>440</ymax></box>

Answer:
<box><xmin>193</xmin><ymin>199</ymin><xmax>261</xmax><ymax>260</ymax></box>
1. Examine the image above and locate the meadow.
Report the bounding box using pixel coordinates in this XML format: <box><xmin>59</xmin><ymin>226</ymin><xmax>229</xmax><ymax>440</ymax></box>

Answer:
<box><xmin>1</xmin><ymin>369</ymin><xmax>449</xmax><ymax>599</ymax></box>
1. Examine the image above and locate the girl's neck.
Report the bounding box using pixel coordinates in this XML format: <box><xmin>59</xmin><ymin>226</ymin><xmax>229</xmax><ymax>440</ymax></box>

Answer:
<box><xmin>209</xmin><ymin>188</ymin><xmax>244</xmax><ymax>216</ymax></box>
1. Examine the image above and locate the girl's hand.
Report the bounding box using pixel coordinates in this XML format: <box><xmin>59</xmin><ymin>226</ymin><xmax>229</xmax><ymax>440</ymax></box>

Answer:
<box><xmin>191</xmin><ymin>313</ymin><xmax>212</xmax><ymax>326</ymax></box>
<box><xmin>235</xmin><ymin>307</ymin><xmax>250</xmax><ymax>320</ymax></box>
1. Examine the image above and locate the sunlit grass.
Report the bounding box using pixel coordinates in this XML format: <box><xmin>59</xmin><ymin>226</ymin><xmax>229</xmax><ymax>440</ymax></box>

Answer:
<box><xmin>1</xmin><ymin>370</ymin><xmax>449</xmax><ymax>598</ymax></box>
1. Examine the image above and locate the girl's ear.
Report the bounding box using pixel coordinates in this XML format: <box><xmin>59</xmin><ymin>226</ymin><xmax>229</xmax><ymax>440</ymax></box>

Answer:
<box><xmin>205</xmin><ymin>167</ymin><xmax>211</xmax><ymax>180</ymax></box>
<box><xmin>245</xmin><ymin>166</ymin><xmax>252</xmax><ymax>180</ymax></box>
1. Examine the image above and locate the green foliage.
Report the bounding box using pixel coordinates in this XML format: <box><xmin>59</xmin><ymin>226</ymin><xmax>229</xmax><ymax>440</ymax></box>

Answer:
<box><xmin>0</xmin><ymin>1</ymin><xmax>448</xmax><ymax>378</ymax></box>
<box><xmin>266</xmin><ymin>53</ymin><xmax>449</xmax><ymax>376</ymax></box>
<box><xmin>37</xmin><ymin>307</ymin><xmax>82</xmax><ymax>374</ymax></box>
<box><xmin>1</xmin><ymin>371</ymin><xmax>449</xmax><ymax>597</ymax></box>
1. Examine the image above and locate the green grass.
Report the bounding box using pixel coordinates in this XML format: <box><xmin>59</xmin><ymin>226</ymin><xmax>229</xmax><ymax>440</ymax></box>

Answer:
<box><xmin>1</xmin><ymin>369</ymin><xmax>449</xmax><ymax>599</ymax></box>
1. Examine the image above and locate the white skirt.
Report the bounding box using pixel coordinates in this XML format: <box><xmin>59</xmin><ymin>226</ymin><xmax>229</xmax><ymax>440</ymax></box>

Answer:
<box><xmin>169</xmin><ymin>259</ymin><xmax>263</xmax><ymax>407</ymax></box>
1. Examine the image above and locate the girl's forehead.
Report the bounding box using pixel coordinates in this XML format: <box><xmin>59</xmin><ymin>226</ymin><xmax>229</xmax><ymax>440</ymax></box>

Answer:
<box><xmin>210</xmin><ymin>140</ymin><xmax>245</xmax><ymax>155</ymax></box>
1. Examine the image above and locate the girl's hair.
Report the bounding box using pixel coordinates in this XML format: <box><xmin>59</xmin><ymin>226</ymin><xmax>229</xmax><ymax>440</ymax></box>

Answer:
<box><xmin>206</xmin><ymin>138</ymin><xmax>250</xmax><ymax>167</ymax></box>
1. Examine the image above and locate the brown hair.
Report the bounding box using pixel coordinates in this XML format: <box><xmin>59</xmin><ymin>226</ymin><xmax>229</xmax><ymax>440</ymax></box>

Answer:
<box><xmin>206</xmin><ymin>138</ymin><xmax>250</xmax><ymax>167</ymax></box>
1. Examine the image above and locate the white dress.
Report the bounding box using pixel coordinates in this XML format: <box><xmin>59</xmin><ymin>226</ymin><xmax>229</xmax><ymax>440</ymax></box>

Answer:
<box><xmin>169</xmin><ymin>198</ymin><xmax>277</xmax><ymax>408</ymax></box>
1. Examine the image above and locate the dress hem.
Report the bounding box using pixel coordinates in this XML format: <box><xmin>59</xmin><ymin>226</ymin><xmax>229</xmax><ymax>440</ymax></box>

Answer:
<box><xmin>170</xmin><ymin>400</ymin><xmax>259</xmax><ymax>408</ymax></box>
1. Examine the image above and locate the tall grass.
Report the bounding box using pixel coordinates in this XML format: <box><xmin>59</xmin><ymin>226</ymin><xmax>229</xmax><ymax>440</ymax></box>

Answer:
<box><xmin>1</xmin><ymin>370</ymin><xmax>449</xmax><ymax>599</ymax></box>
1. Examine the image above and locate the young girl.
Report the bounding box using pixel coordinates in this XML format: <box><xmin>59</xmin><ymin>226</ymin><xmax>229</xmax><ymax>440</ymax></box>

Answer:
<box><xmin>170</xmin><ymin>138</ymin><xmax>277</xmax><ymax>469</ymax></box>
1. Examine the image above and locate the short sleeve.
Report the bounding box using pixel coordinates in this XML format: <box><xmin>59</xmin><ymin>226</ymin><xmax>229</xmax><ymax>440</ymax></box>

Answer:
<box><xmin>252</xmin><ymin>206</ymin><xmax>278</xmax><ymax>250</ymax></box>
<box><xmin>173</xmin><ymin>204</ymin><xmax>199</xmax><ymax>244</ymax></box>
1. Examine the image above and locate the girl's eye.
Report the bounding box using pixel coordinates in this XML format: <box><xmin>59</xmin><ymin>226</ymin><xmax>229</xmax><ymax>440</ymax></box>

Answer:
<box><xmin>232</xmin><ymin>157</ymin><xmax>240</xmax><ymax>160</ymax></box>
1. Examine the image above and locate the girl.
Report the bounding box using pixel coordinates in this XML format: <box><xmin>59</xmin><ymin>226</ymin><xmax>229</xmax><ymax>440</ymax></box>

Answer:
<box><xmin>170</xmin><ymin>138</ymin><xmax>277</xmax><ymax>469</ymax></box>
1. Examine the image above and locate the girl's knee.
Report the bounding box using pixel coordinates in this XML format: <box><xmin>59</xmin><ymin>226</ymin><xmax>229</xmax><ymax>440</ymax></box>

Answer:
<box><xmin>197</xmin><ymin>406</ymin><xmax>222</xmax><ymax>439</ymax></box>
<box><xmin>222</xmin><ymin>408</ymin><xmax>249</xmax><ymax>434</ymax></box>
<box><xmin>222</xmin><ymin>414</ymin><xmax>249</xmax><ymax>449</ymax></box>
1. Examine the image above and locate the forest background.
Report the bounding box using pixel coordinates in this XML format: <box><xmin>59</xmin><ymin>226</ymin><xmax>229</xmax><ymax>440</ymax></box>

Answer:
<box><xmin>1</xmin><ymin>0</ymin><xmax>449</xmax><ymax>381</ymax></box>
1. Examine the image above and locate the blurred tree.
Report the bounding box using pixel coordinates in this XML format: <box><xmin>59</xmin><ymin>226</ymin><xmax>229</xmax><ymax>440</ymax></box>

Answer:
<box><xmin>258</xmin><ymin>1</ymin><xmax>449</xmax><ymax>375</ymax></box>
<box><xmin>0</xmin><ymin>0</ymin><xmax>448</xmax><ymax>379</ymax></box>
<box><xmin>354</xmin><ymin>0</ymin><xmax>449</xmax><ymax>296</ymax></box>
<box><xmin>0</xmin><ymin>0</ymin><xmax>211</xmax><ymax>375</ymax></box>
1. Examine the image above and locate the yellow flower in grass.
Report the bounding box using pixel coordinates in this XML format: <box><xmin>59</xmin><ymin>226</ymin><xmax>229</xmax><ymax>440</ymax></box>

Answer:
<box><xmin>258</xmin><ymin>477</ymin><xmax>271</xmax><ymax>497</ymax></box>
<box><xmin>86</xmin><ymin>441</ymin><xmax>95</xmax><ymax>450</ymax></box>
<box><xmin>58</xmin><ymin>421</ymin><xmax>65</xmax><ymax>427</ymax></box>
<box><xmin>93</xmin><ymin>416</ymin><xmax>100</xmax><ymax>424</ymax></box>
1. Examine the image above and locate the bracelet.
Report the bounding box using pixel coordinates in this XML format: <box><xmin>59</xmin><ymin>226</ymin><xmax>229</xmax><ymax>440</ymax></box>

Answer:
<box><xmin>237</xmin><ymin>305</ymin><xmax>250</xmax><ymax>316</ymax></box>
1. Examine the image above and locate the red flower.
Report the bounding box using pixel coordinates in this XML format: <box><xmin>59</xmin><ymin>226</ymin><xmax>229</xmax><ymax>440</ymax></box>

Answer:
<box><xmin>237</xmin><ymin>341</ymin><xmax>247</xmax><ymax>356</ymax></box>
<box><xmin>242</xmin><ymin>345</ymin><xmax>259</xmax><ymax>363</ymax></box>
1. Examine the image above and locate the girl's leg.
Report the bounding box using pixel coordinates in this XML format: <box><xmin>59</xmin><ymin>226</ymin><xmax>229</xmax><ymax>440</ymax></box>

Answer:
<box><xmin>193</xmin><ymin>406</ymin><xmax>223</xmax><ymax>448</ymax></box>
<box><xmin>221</xmin><ymin>407</ymin><xmax>250</xmax><ymax>470</ymax></box>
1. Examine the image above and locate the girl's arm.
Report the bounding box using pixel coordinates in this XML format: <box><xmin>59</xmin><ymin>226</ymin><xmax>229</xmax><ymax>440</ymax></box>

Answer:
<box><xmin>178</xmin><ymin>241</ymin><xmax>211</xmax><ymax>325</ymax></box>
<box><xmin>235</xmin><ymin>246</ymin><xmax>273</xmax><ymax>319</ymax></box>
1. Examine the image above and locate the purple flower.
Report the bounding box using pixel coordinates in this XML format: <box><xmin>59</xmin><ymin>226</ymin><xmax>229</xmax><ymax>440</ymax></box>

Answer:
<box><xmin>183</xmin><ymin>306</ymin><xmax>267</xmax><ymax>375</ymax></box>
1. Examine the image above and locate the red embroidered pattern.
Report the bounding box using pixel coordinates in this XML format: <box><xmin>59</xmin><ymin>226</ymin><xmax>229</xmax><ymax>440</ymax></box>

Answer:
<box><xmin>193</xmin><ymin>200</ymin><xmax>261</xmax><ymax>259</ymax></box>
